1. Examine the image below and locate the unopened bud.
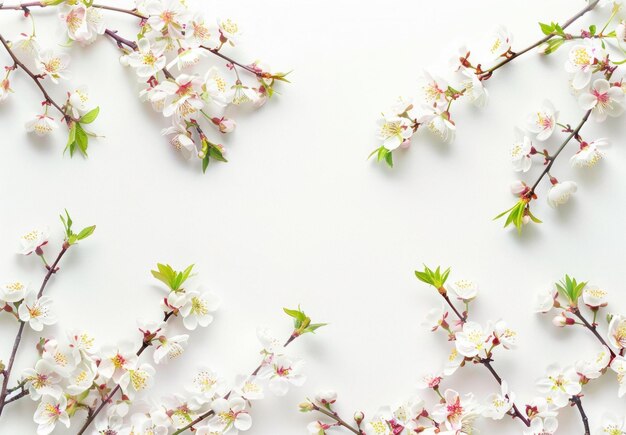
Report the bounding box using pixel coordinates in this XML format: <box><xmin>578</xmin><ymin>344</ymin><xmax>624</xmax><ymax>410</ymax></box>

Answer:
<box><xmin>353</xmin><ymin>411</ymin><xmax>365</xmax><ymax>424</ymax></box>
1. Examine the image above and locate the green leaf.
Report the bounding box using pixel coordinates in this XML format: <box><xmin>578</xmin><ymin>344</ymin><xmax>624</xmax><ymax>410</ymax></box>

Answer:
<box><xmin>542</xmin><ymin>38</ymin><xmax>565</xmax><ymax>55</ymax></box>
<box><xmin>75</xmin><ymin>124</ymin><xmax>89</xmax><ymax>156</ymax></box>
<box><xmin>384</xmin><ymin>150</ymin><xmax>393</xmax><ymax>167</ymax></box>
<box><xmin>209</xmin><ymin>145</ymin><xmax>227</xmax><ymax>162</ymax></box>
<box><xmin>60</xmin><ymin>209</ymin><xmax>73</xmax><ymax>238</ymax></box>
<box><xmin>79</xmin><ymin>107</ymin><xmax>100</xmax><ymax>124</ymax></box>
<box><xmin>539</xmin><ymin>22</ymin><xmax>554</xmax><ymax>35</ymax></box>
<box><xmin>202</xmin><ymin>155</ymin><xmax>210</xmax><ymax>173</ymax></box>
<box><xmin>76</xmin><ymin>225</ymin><xmax>96</xmax><ymax>240</ymax></box>
<box><xmin>414</xmin><ymin>265</ymin><xmax>450</xmax><ymax>290</ymax></box>
<box><xmin>151</xmin><ymin>263</ymin><xmax>194</xmax><ymax>291</ymax></box>
<box><xmin>555</xmin><ymin>275</ymin><xmax>587</xmax><ymax>307</ymax></box>
<box><xmin>589</xmin><ymin>24</ymin><xmax>596</xmax><ymax>36</ymax></box>
<box><xmin>65</xmin><ymin>123</ymin><xmax>77</xmax><ymax>156</ymax></box>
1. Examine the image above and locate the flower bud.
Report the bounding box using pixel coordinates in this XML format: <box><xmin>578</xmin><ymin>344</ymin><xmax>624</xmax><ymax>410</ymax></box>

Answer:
<box><xmin>353</xmin><ymin>411</ymin><xmax>365</xmax><ymax>424</ymax></box>
<box><xmin>299</xmin><ymin>401</ymin><xmax>314</xmax><ymax>412</ymax></box>
<box><xmin>552</xmin><ymin>314</ymin><xmax>574</xmax><ymax>327</ymax></box>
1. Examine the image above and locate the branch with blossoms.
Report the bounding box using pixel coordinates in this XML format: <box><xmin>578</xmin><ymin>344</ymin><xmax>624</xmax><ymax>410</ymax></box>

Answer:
<box><xmin>0</xmin><ymin>0</ymin><xmax>289</xmax><ymax>171</ymax></box>
<box><xmin>0</xmin><ymin>213</ymin><xmax>326</xmax><ymax>434</ymax></box>
<box><xmin>370</xmin><ymin>1</ymin><xmax>626</xmax><ymax>233</ymax></box>
<box><xmin>301</xmin><ymin>265</ymin><xmax>626</xmax><ymax>435</ymax></box>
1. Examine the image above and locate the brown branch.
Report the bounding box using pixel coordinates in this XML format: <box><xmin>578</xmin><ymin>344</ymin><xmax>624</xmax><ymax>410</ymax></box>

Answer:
<box><xmin>482</xmin><ymin>0</ymin><xmax>600</xmax><ymax>75</ymax></box>
<box><xmin>200</xmin><ymin>45</ymin><xmax>262</xmax><ymax>77</ymax></box>
<box><xmin>312</xmin><ymin>405</ymin><xmax>361</xmax><ymax>435</ymax></box>
<box><xmin>171</xmin><ymin>333</ymin><xmax>298</xmax><ymax>435</ymax></box>
<box><xmin>0</xmin><ymin>2</ymin><xmax>146</xmax><ymax>19</ymax></box>
<box><xmin>0</xmin><ymin>245</ymin><xmax>69</xmax><ymax>416</ymax></box>
<box><xmin>571</xmin><ymin>307</ymin><xmax>616</xmax><ymax>358</ymax></box>
<box><xmin>480</xmin><ymin>358</ymin><xmax>530</xmax><ymax>427</ymax></box>
<box><xmin>0</xmin><ymin>33</ymin><xmax>74</xmax><ymax>121</ymax></box>
<box><xmin>571</xmin><ymin>395</ymin><xmax>590</xmax><ymax>435</ymax></box>
<box><xmin>75</xmin><ymin>310</ymin><xmax>175</xmax><ymax>435</ymax></box>
<box><xmin>527</xmin><ymin>109</ymin><xmax>592</xmax><ymax>196</ymax></box>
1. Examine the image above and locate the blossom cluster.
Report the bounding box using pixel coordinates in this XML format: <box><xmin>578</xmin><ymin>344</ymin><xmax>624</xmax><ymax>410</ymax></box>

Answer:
<box><xmin>371</xmin><ymin>0</ymin><xmax>625</xmax><ymax>234</ymax></box>
<box><xmin>302</xmin><ymin>265</ymin><xmax>626</xmax><ymax>435</ymax></box>
<box><xmin>0</xmin><ymin>212</ymin><xmax>325</xmax><ymax>435</ymax></box>
<box><xmin>0</xmin><ymin>0</ymin><xmax>288</xmax><ymax>171</ymax></box>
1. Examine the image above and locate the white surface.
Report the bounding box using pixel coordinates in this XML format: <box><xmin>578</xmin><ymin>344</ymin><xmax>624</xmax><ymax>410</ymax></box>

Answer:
<box><xmin>1</xmin><ymin>0</ymin><xmax>626</xmax><ymax>433</ymax></box>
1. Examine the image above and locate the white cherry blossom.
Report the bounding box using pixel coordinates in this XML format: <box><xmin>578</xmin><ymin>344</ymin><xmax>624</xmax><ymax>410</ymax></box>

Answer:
<box><xmin>18</xmin><ymin>294</ymin><xmax>56</xmax><ymax>331</ymax></box>
<box><xmin>547</xmin><ymin>180</ymin><xmax>577</xmax><ymax>208</ymax></box>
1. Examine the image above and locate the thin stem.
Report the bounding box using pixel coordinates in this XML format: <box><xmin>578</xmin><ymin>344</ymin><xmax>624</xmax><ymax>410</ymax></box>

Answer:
<box><xmin>483</xmin><ymin>0</ymin><xmax>600</xmax><ymax>75</ymax></box>
<box><xmin>313</xmin><ymin>405</ymin><xmax>361</xmax><ymax>435</ymax></box>
<box><xmin>571</xmin><ymin>307</ymin><xmax>616</xmax><ymax>357</ymax></box>
<box><xmin>171</xmin><ymin>333</ymin><xmax>299</xmax><ymax>435</ymax></box>
<box><xmin>2</xmin><ymin>389</ymin><xmax>28</xmax><ymax>405</ymax></box>
<box><xmin>0</xmin><ymin>33</ymin><xmax>74</xmax><ymax>121</ymax></box>
<box><xmin>75</xmin><ymin>310</ymin><xmax>175</xmax><ymax>435</ymax></box>
<box><xmin>480</xmin><ymin>358</ymin><xmax>531</xmax><ymax>427</ymax></box>
<box><xmin>0</xmin><ymin>2</ymin><xmax>146</xmax><ymax>19</ymax></box>
<box><xmin>528</xmin><ymin>110</ymin><xmax>592</xmax><ymax>196</ymax></box>
<box><xmin>442</xmin><ymin>294</ymin><xmax>466</xmax><ymax>323</ymax></box>
<box><xmin>0</xmin><ymin>245</ymin><xmax>69</xmax><ymax>415</ymax></box>
<box><xmin>571</xmin><ymin>395</ymin><xmax>590</xmax><ymax>435</ymax></box>
<box><xmin>200</xmin><ymin>45</ymin><xmax>262</xmax><ymax>77</ymax></box>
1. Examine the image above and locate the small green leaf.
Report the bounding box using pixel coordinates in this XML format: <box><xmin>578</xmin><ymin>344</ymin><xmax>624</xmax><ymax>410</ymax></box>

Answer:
<box><xmin>151</xmin><ymin>263</ymin><xmax>194</xmax><ymax>291</ymax></box>
<box><xmin>384</xmin><ymin>150</ymin><xmax>393</xmax><ymax>167</ymax></box>
<box><xmin>76</xmin><ymin>225</ymin><xmax>96</xmax><ymax>240</ymax></box>
<box><xmin>202</xmin><ymin>155</ymin><xmax>210</xmax><ymax>173</ymax></box>
<box><xmin>589</xmin><ymin>24</ymin><xmax>596</xmax><ymax>36</ymax></box>
<box><xmin>539</xmin><ymin>22</ymin><xmax>554</xmax><ymax>35</ymax></box>
<box><xmin>75</xmin><ymin>124</ymin><xmax>89</xmax><ymax>156</ymax></box>
<box><xmin>79</xmin><ymin>107</ymin><xmax>100</xmax><ymax>124</ymax></box>
<box><xmin>65</xmin><ymin>123</ymin><xmax>77</xmax><ymax>156</ymax></box>
<box><xmin>209</xmin><ymin>145</ymin><xmax>227</xmax><ymax>162</ymax></box>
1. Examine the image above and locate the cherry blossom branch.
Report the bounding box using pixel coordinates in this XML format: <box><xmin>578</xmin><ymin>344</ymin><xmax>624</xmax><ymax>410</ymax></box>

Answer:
<box><xmin>571</xmin><ymin>395</ymin><xmax>590</xmax><ymax>435</ymax></box>
<box><xmin>0</xmin><ymin>245</ymin><xmax>69</xmax><ymax>416</ymax></box>
<box><xmin>0</xmin><ymin>2</ymin><xmax>146</xmax><ymax>19</ymax></box>
<box><xmin>311</xmin><ymin>404</ymin><xmax>361</xmax><ymax>435</ymax></box>
<box><xmin>171</xmin><ymin>333</ymin><xmax>299</xmax><ymax>435</ymax></box>
<box><xmin>482</xmin><ymin>0</ymin><xmax>600</xmax><ymax>76</ymax></box>
<box><xmin>571</xmin><ymin>307</ymin><xmax>616</xmax><ymax>358</ymax></box>
<box><xmin>442</xmin><ymin>294</ymin><xmax>530</xmax><ymax>427</ymax></box>
<box><xmin>527</xmin><ymin>109</ymin><xmax>592</xmax><ymax>196</ymax></box>
<box><xmin>103</xmin><ymin>28</ymin><xmax>174</xmax><ymax>79</ymax></box>
<box><xmin>479</xmin><ymin>358</ymin><xmax>530</xmax><ymax>427</ymax></box>
<box><xmin>200</xmin><ymin>45</ymin><xmax>263</xmax><ymax>77</ymax></box>
<box><xmin>0</xmin><ymin>32</ymin><xmax>74</xmax><ymax>121</ymax></box>
<box><xmin>75</xmin><ymin>310</ymin><xmax>175</xmax><ymax>435</ymax></box>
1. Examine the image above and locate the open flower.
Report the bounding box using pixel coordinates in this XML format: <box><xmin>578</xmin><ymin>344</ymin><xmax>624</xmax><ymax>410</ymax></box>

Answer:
<box><xmin>511</xmin><ymin>128</ymin><xmax>533</xmax><ymax>172</ymax></box>
<box><xmin>608</xmin><ymin>315</ymin><xmax>626</xmax><ymax>350</ymax></box>
<box><xmin>488</xmin><ymin>26</ymin><xmax>512</xmax><ymax>58</ymax></box>
<box><xmin>377</xmin><ymin>116</ymin><xmax>413</xmax><ymax>151</ymax></box>
<box><xmin>261</xmin><ymin>355</ymin><xmax>306</xmax><ymax>396</ymax></box>
<box><xmin>179</xmin><ymin>290</ymin><xmax>220</xmax><ymax>330</ymax></box>
<box><xmin>571</xmin><ymin>138</ymin><xmax>609</xmax><ymax>167</ymax></box>
<box><xmin>534</xmin><ymin>286</ymin><xmax>557</xmax><ymax>313</ymax></box>
<box><xmin>25</xmin><ymin>114</ymin><xmax>58</xmax><ymax>137</ymax></box>
<box><xmin>146</xmin><ymin>0</ymin><xmax>188</xmax><ymax>38</ymax></box>
<box><xmin>420</xmin><ymin>71</ymin><xmax>448</xmax><ymax>104</ymax></box>
<box><xmin>547</xmin><ymin>180</ymin><xmax>577</xmax><ymax>208</ymax></box>
<box><xmin>493</xmin><ymin>320</ymin><xmax>517</xmax><ymax>349</ymax></box>
<box><xmin>42</xmin><ymin>339</ymin><xmax>81</xmax><ymax>377</ymax></box>
<box><xmin>575</xmin><ymin>346</ymin><xmax>610</xmax><ymax>381</ymax></box>
<box><xmin>431</xmin><ymin>389</ymin><xmax>479</xmax><ymax>432</ymax></box>
<box><xmin>119</xmin><ymin>362</ymin><xmax>155</xmax><ymax>398</ymax></box>
<box><xmin>455</xmin><ymin>321</ymin><xmax>488</xmax><ymax>357</ymax></box>
<box><xmin>125</xmin><ymin>37</ymin><xmax>167</xmax><ymax>78</ymax></box>
<box><xmin>582</xmin><ymin>285</ymin><xmax>608</xmax><ymax>309</ymax></box>
<box><xmin>59</xmin><ymin>3</ymin><xmax>104</xmax><ymax>44</ymax></box>
<box><xmin>66</xmin><ymin>360</ymin><xmax>98</xmax><ymax>395</ymax></box>
<box><xmin>524</xmin><ymin>417</ymin><xmax>558</xmax><ymax>435</ymax></box>
<box><xmin>417</xmin><ymin>103</ymin><xmax>456</xmax><ymax>143</ymax></box>
<box><xmin>0</xmin><ymin>280</ymin><xmax>29</xmax><ymax>303</ymax></box>
<box><xmin>18</xmin><ymin>294</ymin><xmax>56</xmax><ymax>331</ymax></box>
<box><xmin>233</xmin><ymin>375</ymin><xmax>264</xmax><ymax>401</ymax></box>
<box><xmin>98</xmin><ymin>341</ymin><xmax>138</xmax><ymax>383</ymax></box>
<box><xmin>421</xmin><ymin>303</ymin><xmax>448</xmax><ymax>332</ymax></box>
<box><xmin>536</xmin><ymin>364</ymin><xmax>581</xmax><ymax>407</ymax></box>
<box><xmin>162</xmin><ymin>122</ymin><xmax>197</xmax><ymax>160</ymax></box>
<box><xmin>461</xmin><ymin>69</ymin><xmax>488</xmax><ymax>107</ymax></box>
<box><xmin>525</xmin><ymin>100</ymin><xmax>558</xmax><ymax>141</ymax></box>
<box><xmin>597</xmin><ymin>413</ymin><xmax>626</xmax><ymax>435</ymax></box>
<box><xmin>22</xmin><ymin>359</ymin><xmax>62</xmax><ymax>400</ymax></box>
<box><xmin>565</xmin><ymin>45</ymin><xmax>596</xmax><ymax>90</ymax></box>
<box><xmin>37</xmin><ymin>49</ymin><xmax>70</xmax><ymax>84</ymax></box>
<box><xmin>34</xmin><ymin>395</ymin><xmax>70</xmax><ymax>435</ymax></box>
<box><xmin>153</xmin><ymin>333</ymin><xmax>189</xmax><ymax>364</ymax></box>
<box><xmin>449</xmin><ymin>280</ymin><xmax>478</xmax><ymax>302</ymax></box>
<box><xmin>610</xmin><ymin>355</ymin><xmax>626</xmax><ymax>397</ymax></box>
<box><xmin>208</xmin><ymin>397</ymin><xmax>252</xmax><ymax>433</ymax></box>
<box><xmin>579</xmin><ymin>79</ymin><xmax>625</xmax><ymax>122</ymax></box>
<box><xmin>218</xmin><ymin>18</ymin><xmax>242</xmax><ymax>45</ymax></box>
<box><xmin>482</xmin><ymin>381</ymin><xmax>514</xmax><ymax>420</ymax></box>
<box><xmin>19</xmin><ymin>227</ymin><xmax>49</xmax><ymax>255</ymax></box>
<box><xmin>154</xmin><ymin>74</ymin><xmax>205</xmax><ymax>119</ymax></box>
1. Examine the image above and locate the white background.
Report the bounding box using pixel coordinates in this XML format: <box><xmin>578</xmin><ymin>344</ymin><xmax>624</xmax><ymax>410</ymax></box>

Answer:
<box><xmin>1</xmin><ymin>0</ymin><xmax>626</xmax><ymax>433</ymax></box>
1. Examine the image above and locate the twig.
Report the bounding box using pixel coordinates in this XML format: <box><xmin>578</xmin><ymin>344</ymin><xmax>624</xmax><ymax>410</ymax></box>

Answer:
<box><xmin>482</xmin><ymin>0</ymin><xmax>600</xmax><ymax>76</ymax></box>
<box><xmin>571</xmin><ymin>307</ymin><xmax>616</xmax><ymax>358</ymax></box>
<box><xmin>200</xmin><ymin>45</ymin><xmax>262</xmax><ymax>77</ymax></box>
<box><xmin>571</xmin><ymin>395</ymin><xmax>590</xmax><ymax>435</ymax></box>
<box><xmin>312</xmin><ymin>405</ymin><xmax>361</xmax><ymax>435</ymax></box>
<box><xmin>0</xmin><ymin>245</ymin><xmax>69</xmax><ymax>416</ymax></box>
<box><xmin>75</xmin><ymin>310</ymin><xmax>175</xmax><ymax>435</ymax></box>
<box><xmin>0</xmin><ymin>33</ymin><xmax>74</xmax><ymax>121</ymax></box>
<box><xmin>171</xmin><ymin>333</ymin><xmax>298</xmax><ymax>435</ymax></box>
<box><xmin>480</xmin><ymin>358</ymin><xmax>531</xmax><ymax>427</ymax></box>
<box><xmin>0</xmin><ymin>2</ymin><xmax>147</xmax><ymax>19</ymax></box>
